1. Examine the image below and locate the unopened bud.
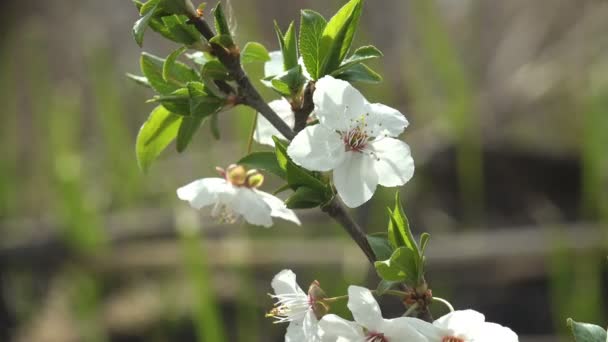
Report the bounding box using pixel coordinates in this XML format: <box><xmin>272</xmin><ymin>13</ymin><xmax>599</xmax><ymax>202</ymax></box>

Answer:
<box><xmin>308</xmin><ymin>280</ymin><xmax>328</xmax><ymax>319</ymax></box>
<box><xmin>246</xmin><ymin>169</ymin><xmax>264</xmax><ymax>188</ymax></box>
<box><xmin>226</xmin><ymin>164</ymin><xmax>247</xmax><ymax>186</ymax></box>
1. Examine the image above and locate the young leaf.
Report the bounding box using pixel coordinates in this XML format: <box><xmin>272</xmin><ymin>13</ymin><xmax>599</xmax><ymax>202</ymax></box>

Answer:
<box><xmin>274</xmin><ymin>21</ymin><xmax>298</xmax><ymax>71</ymax></box>
<box><xmin>176</xmin><ymin>116</ymin><xmax>204</xmax><ymax>152</ymax></box>
<box><xmin>209</xmin><ymin>34</ymin><xmax>235</xmax><ymax>50</ymax></box>
<box><xmin>567</xmin><ymin>319</ymin><xmax>607</xmax><ymax>342</ymax></box>
<box><xmin>419</xmin><ymin>233</ymin><xmax>430</xmax><ymax>256</ymax></box>
<box><xmin>319</xmin><ymin>0</ymin><xmax>363</xmax><ymax>76</ymax></box>
<box><xmin>376</xmin><ymin>280</ymin><xmax>400</xmax><ymax>296</ymax></box>
<box><xmin>332</xmin><ymin>45</ymin><xmax>382</xmax><ymax>75</ymax></box>
<box><xmin>153</xmin><ymin>88</ymin><xmax>191</xmax><ymax>115</ymax></box>
<box><xmin>163</xmin><ymin>46</ymin><xmax>188</xmax><ymax>82</ymax></box>
<box><xmin>238</xmin><ymin>152</ymin><xmax>286</xmax><ymax>179</ymax></box>
<box><xmin>374</xmin><ymin>247</ymin><xmax>418</xmax><ymax>284</ymax></box>
<box><xmin>387</xmin><ymin>192</ymin><xmax>419</xmax><ymax>256</ymax></box>
<box><xmin>241</xmin><ymin>42</ymin><xmax>271</xmax><ymax>64</ymax></box>
<box><xmin>271</xmin><ymin>65</ymin><xmax>306</xmax><ymax>97</ymax></box>
<box><xmin>133</xmin><ymin>2</ymin><xmax>159</xmax><ymax>47</ymax></box>
<box><xmin>213</xmin><ymin>2</ymin><xmax>231</xmax><ymax>36</ymax></box>
<box><xmin>285</xmin><ymin>186</ymin><xmax>325</xmax><ymax>209</ymax></box>
<box><xmin>126</xmin><ymin>73</ymin><xmax>151</xmax><ymax>88</ymax></box>
<box><xmin>160</xmin><ymin>15</ymin><xmax>202</xmax><ymax>45</ymax></box>
<box><xmin>299</xmin><ymin>10</ymin><xmax>327</xmax><ymax>79</ymax></box>
<box><xmin>140</xmin><ymin>52</ymin><xmax>198</xmax><ymax>95</ymax></box>
<box><xmin>201</xmin><ymin>60</ymin><xmax>231</xmax><ymax>80</ymax></box>
<box><xmin>334</xmin><ymin>62</ymin><xmax>382</xmax><ymax>84</ymax></box>
<box><xmin>366</xmin><ymin>234</ymin><xmax>393</xmax><ymax>261</ymax></box>
<box><xmin>158</xmin><ymin>0</ymin><xmax>197</xmax><ymax>17</ymax></box>
<box><xmin>136</xmin><ymin>105</ymin><xmax>182</xmax><ymax>172</ymax></box>
<box><xmin>187</xmin><ymin>82</ymin><xmax>225</xmax><ymax>118</ymax></box>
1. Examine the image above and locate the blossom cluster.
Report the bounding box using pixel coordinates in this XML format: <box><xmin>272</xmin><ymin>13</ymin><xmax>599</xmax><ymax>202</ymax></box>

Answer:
<box><xmin>269</xmin><ymin>269</ymin><xmax>518</xmax><ymax>342</ymax></box>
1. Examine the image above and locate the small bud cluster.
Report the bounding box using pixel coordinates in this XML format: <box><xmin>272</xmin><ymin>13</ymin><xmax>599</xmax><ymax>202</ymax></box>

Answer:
<box><xmin>217</xmin><ymin>164</ymin><xmax>264</xmax><ymax>189</ymax></box>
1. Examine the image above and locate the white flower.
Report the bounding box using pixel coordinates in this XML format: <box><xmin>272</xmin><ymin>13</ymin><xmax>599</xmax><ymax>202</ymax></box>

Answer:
<box><xmin>318</xmin><ymin>286</ymin><xmax>429</xmax><ymax>342</ymax></box>
<box><xmin>287</xmin><ymin>76</ymin><xmax>414</xmax><ymax>208</ymax></box>
<box><xmin>176</xmin><ymin>166</ymin><xmax>300</xmax><ymax>228</ymax></box>
<box><xmin>410</xmin><ymin>310</ymin><xmax>519</xmax><ymax>342</ymax></box>
<box><xmin>254</xmin><ymin>51</ymin><xmax>312</xmax><ymax>147</ymax></box>
<box><xmin>269</xmin><ymin>270</ymin><xmax>322</xmax><ymax>342</ymax></box>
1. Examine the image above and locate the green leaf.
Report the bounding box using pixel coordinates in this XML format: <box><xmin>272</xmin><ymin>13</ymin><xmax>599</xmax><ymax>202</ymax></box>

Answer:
<box><xmin>160</xmin><ymin>15</ymin><xmax>202</xmax><ymax>45</ymax></box>
<box><xmin>209</xmin><ymin>112</ymin><xmax>221</xmax><ymax>139</ymax></box>
<box><xmin>213</xmin><ymin>2</ymin><xmax>231</xmax><ymax>36</ymax></box>
<box><xmin>273</xmin><ymin>136</ymin><xmax>327</xmax><ymax>193</ymax></box>
<box><xmin>136</xmin><ymin>105</ymin><xmax>182</xmax><ymax>172</ymax></box>
<box><xmin>299</xmin><ymin>10</ymin><xmax>327</xmax><ymax>79</ymax></box>
<box><xmin>241</xmin><ymin>42</ymin><xmax>271</xmax><ymax>64</ymax></box>
<box><xmin>332</xmin><ymin>45</ymin><xmax>382</xmax><ymax>75</ymax></box>
<box><xmin>419</xmin><ymin>233</ymin><xmax>430</xmax><ymax>256</ymax></box>
<box><xmin>274</xmin><ymin>21</ymin><xmax>298</xmax><ymax>71</ymax></box>
<box><xmin>153</xmin><ymin>88</ymin><xmax>191</xmax><ymax>115</ymax></box>
<box><xmin>319</xmin><ymin>0</ymin><xmax>363</xmax><ymax>76</ymax></box>
<box><xmin>567</xmin><ymin>319</ymin><xmax>607</xmax><ymax>342</ymax></box>
<box><xmin>158</xmin><ymin>0</ymin><xmax>196</xmax><ymax>16</ymax></box>
<box><xmin>140</xmin><ymin>52</ymin><xmax>198</xmax><ymax>95</ymax></box>
<box><xmin>187</xmin><ymin>82</ymin><xmax>225</xmax><ymax>118</ymax></box>
<box><xmin>139</xmin><ymin>0</ymin><xmax>160</xmax><ymax>14</ymax></box>
<box><xmin>201</xmin><ymin>60</ymin><xmax>231</xmax><ymax>80</ymax></box>
<box><xmin>163</xmin><ymin>46</ymin><xmax>188</xmax><ymax>82</ymax></box>
<box><xmin>334</xmin><ymin>63</ymin><xmax>382</xmax><ymax>83</ymax></box>
<box><xmin>366</xmin><ymin>234</ymin><xmax>393</xmax><ymax>261</ymax></box>
<box><xmin>209</xmin><ymin>34</ymin><xmax>234</xmax><ymax>49</ymax></box>
<box><xmin>387</xmin><ymin>192</ymin><xmax>419</xmax><ymax>255</ymax></box>
<box><xmin>374</xmin><ymin>247</ymin><xmax>418</xmax><ymax>284</ymax></box>
<box><xmin>376</xmin><ymin>280</ymin><xmax>400</xmax><ymax>296</ymax></box>
<box><xmin>271</xmin><ymin>65</ymin><xmax>306</xmax><ymax>97</ymax></box>
<box><xmin>126</xmin><ymin>73</ymin><xmax>151</xmax><ymax>88</ymax></box>
<box><xmin>238</xmin><ymin>152</ymin><xmax>286</xmax><ymax>179</ymax></box>
<box><xmin>186</xmin><ymin>51</ymin><xmax>213</xmax><ymax>65</ymax></box>
<box><xmin>133</xmin><ymin>2</ymin><xmax>159</xmax><ymax>47</ymax></box>
<box><xmin>176</xmin><ymin>116</ymin><xmax>204</xmax><ymax>152</ymax></box>
<box><xmin>285</xmin><ymin>186</ymin><xmax>325</xmax><ymax>209</ymax></box>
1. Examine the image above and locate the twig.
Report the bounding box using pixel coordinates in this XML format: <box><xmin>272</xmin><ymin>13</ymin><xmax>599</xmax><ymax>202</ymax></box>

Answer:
<box><xmin>292</xmin><ymin>81</ymin><xmax>316</xmax><ymax>133</ymax></box>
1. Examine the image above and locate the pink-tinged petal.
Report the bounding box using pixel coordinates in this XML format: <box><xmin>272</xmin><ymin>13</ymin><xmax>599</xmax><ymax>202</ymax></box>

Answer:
<box><xmin>254</xmin><ymin>190</ymin><xmax>301</xmax><ymax>226</ymax></box>
<box><xmin>365</xmin><ymin>103</ymin><xmax>409</xmax><ymax>137</ymax></box>
<box><xmin>369</xmin><ymin>138</ymin><xmax>415</xmax><ymax>188</ymax></box>
<box><xmin>254</xmin><ymin>99</ymin><xmax>295</xmax><ymax>146</ymax></box>
<box><xmin>287</xmin><ymin>125</ymin><xmax>345</xmax><ymax>172</ymax></box>
<box><xmin>271</xmin><ymin>270</ymin><xmax>306</xmax><ymax>297</ymax></box>
<box><xmin>176</xmin><ymin>178</ymin><xmax>232</xmax><ymax>209</ymax></box>
<box><xmin>318</xmin><ymin>314</ymin><xmax>364</xmax><ymax>341</ymax></box>
<box><xmin>347</xmin><ymin>286</ymin><xmax>384</xmax><ymax>331</ymax></box>
<box><xmin>229</xmin><ymin>188</ymin><xmax>273</xmax><ymax>227</ymax></box>
<box><xmin>333</xmin><ymin>153</ymin><xmax>378</xmax><ymax>208</ymax></box>
<box><xmin>434</xmin><ymin>310</ymin><xmax>486</xmax><ymax>337</ymax></box>
<box><xmin>313</xmin><ymin>76</ymin><xmax>367</xmax><ymax>132</ymax></box>
<box><xmin>265</xmin><ymin>50</ymin><xmax>284</xmax><ymax>78</ymax></box>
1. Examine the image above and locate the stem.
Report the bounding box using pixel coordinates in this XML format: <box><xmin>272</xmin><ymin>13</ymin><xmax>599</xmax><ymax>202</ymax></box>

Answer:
<box><xmin>432</xmin><ymin>296</ymin><xmax>454</xmax><ymax>312</ymax></box>
<box><xmin>323</xmin><ymin>294</ymin><xmax>349</xmax><ymax>303</ymax></box>
<box><xmin>322</xmin><ymin>198</ymin><xmax>376</xmax><ymax>264</ymax></box>
<box><xmin>403</xmin><ymin>303</ymin><xmax>419</xmax><ymax>317</ymax></box>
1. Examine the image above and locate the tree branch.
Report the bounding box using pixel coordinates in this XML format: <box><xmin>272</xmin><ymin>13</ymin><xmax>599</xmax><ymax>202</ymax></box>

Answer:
<box><xmin>186</xmin><ymin>15</ymin><xmax>375</xmax><ymax>265</ymax></box>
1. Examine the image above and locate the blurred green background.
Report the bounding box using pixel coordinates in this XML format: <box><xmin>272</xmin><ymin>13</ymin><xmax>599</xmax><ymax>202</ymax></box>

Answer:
<box><xmin>1</xmin><ymin>0</ymin><xmax>607</xmax><ymax>341</ymax></box>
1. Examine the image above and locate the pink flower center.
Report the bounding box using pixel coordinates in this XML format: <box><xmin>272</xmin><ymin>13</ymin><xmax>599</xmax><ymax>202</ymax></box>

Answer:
<box><xmin>342</xmin><ymin>126</ymin><xmax>369</xmax><ymax>152</ymax></box>
<box><xmin>366</xmin><ymin>332</ymin><xmax>388</xmax><ymax>342</ymax></box>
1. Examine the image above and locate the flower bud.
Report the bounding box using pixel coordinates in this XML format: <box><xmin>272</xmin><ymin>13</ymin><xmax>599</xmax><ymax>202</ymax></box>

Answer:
<box><xmin>226</xmin><ymin>164</ymin><xmax>247</xmax><ymax>186</ymax></box>
<box><xmin>308</xmin><ymin>280</ymin><xmax>329</xmax><ymax>319</ymax></box>
<box><xmin>245</xmin><ymin>169</ymin><xmax>264</xmax><ymax>188</ymax></box>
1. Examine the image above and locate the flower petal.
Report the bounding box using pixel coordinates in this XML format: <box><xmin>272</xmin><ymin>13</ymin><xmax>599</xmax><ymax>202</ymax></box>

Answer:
<box><xmin>333</xmin><ymin>153</ymin><xmax>378</xmax><ymax>208</ymax></box>
<box><xmin>380</xmin><ymin>317</ymin><xmax>433</xmax><ymax>341</ymax></box>
<box><xmin>347</xmin><ymin>286</ymin><xmax>384</xmax><ymax>331</ymax></box>
<box><xmin>229</xmin><ymin>188</ymin><xmax>273</xmax><ymax>227</ymax></box>
<box><xmin>365</xmin><ymin>103</ymin><xmax>409</xmax><ymax>137</ymax></box>
<box><xmin>254</xmin><ymin>190</ymin><xmax>301</xmax><ymax>225</ymax></box>
<box><xmin>271</xmin><ymin>269</ymin><xmax>307</xmax><ymax>297</ymax></box>
<box><xmin>254</xmin><ymin>99</ymin><xmax>295</xmax><ymax>146</ymax></box>
<box><xmin>176</xmin><ymin>178</ymin><xmax>231</xmax><ymax>209</ymax></box>
<box><xmin>303</xmin><ymin>310</ymin><xmax>321</xmax><ymax>342</ymax></box>
<box><xmin>287</xmin><ymin>124</ymin><xmax>345</xmax><ymax>172</ymax></box>
<box><xmin>318</xmin><ymin>314</ymin><xmax>364</xmax><ymax>341</ymax></box>
<box><xmin>265</xmin><ymin>50</ymin><xmax>284</xmax><ymax>78</ymax></box>
<box><xmin>471</xmin><ymin>322</ymin><xmax>519</xmax><ymax>342</ymax></box>
<box><xmin>285</xmin><ymin>320</ymin><xmax>306</xmax><ymax>342</ymax></box>
<box><xmin>434</xmin><ymin>310</ymin><xmax>486</xmax><ymax>338</ymax></box>
<box><xmin>313</xmin><ymin>76</ymin><xmax>367</xmax><ymax>132</ymax></box>
<box><xmin>369</xmin><ymin>138</ymin><xmax>415</xmax><ymax>188</ymax></box>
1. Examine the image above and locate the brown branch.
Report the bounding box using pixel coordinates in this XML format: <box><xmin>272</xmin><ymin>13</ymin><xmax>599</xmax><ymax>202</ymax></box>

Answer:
<box><xmin>292</xmin><ymin>81</ymin><xmax>316</xmax><ymax>133</ymax></box>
